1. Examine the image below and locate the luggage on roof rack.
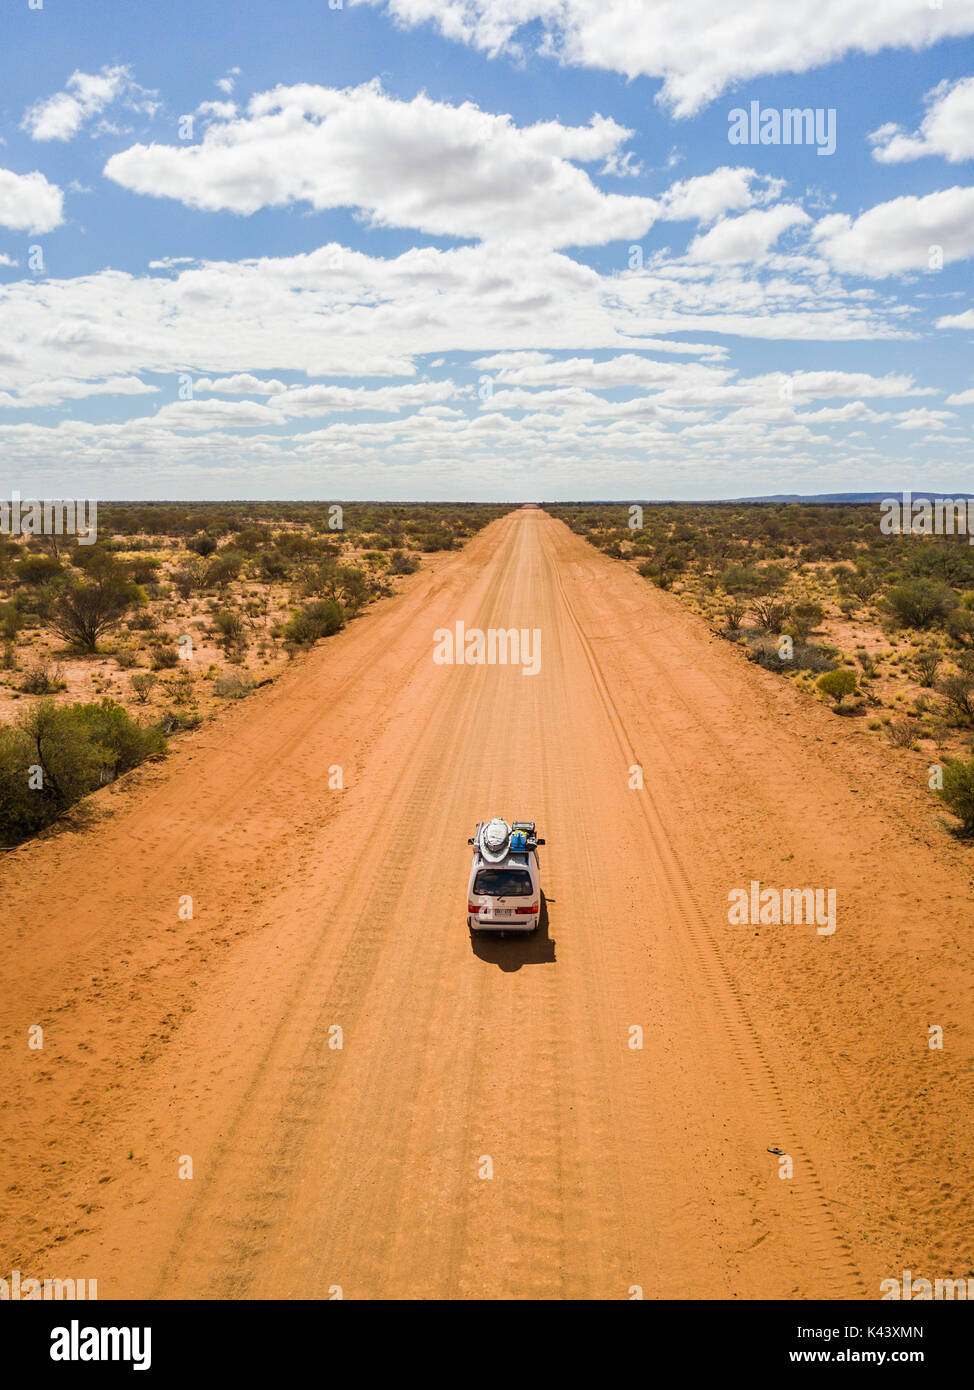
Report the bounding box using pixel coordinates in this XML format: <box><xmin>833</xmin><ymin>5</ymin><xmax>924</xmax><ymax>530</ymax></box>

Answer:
<box><xmin>467</xmin><ymin>818</ymin><xmax>544</xmax><ymax>856</ymax></box>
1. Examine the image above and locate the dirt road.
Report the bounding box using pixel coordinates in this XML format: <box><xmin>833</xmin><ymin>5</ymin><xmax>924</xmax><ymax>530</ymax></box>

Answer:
<box><xmin>2</xmin><ymin>507</ymin><xmax>971</xmax><ymax>1299</ymax></box>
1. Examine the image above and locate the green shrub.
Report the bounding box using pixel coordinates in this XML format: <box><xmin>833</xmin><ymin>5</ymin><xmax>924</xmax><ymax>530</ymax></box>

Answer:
<box><xmin>213</xmin><ymin>609</ymin><xmax>245</xmax><ymax>644</ymax></box>
<box><xmin>187</xmin><ymin>533</ymin><xmax>218</xmax><ymax>557</ymax></box>
<box><xmin>0</xmin><ymin>699</ymin><xmax>166</xmax><ymax>847</ymax></box>
<box><xmin>816</xmin><ymin>668</ymin><xmax>858</xmax><ymax>704</ymax></box>
<box><xmin>19</xmin><ymin>662</ymin><xmax>66</xmax><ymax>695</ymax></box>
<box><xmin>204</xmin><ymin>552</ymin><xmax>244</xmax><ymax>588</ymax></box>
<box><xmin>213</xmin><ymin>672</ymin><xmax>253</xmax><ymax>699</ymax></box>
<box><xmin>946</xmin><ymin>609</ymin><xmax>974</xmax><ymax>647</ymax></box>
<box><xmin>787</xmin><ymin>600</ymin><xmax>825</xmax><ymax>643</ymax></box>
<box><xmin>936</xmin><ymin>657</ymin><xmax>974</xmax><ymax>724</ymax></box>
<box><xmin>282</xmin><ymin>599</ymin><xmax>345</xmax><ymax>645</ymax></box>
<box><xmin>151</xmin><ymin>644</ymin><xmax>180</xmax><ymax>670</ymax></box>
<box><xmin>0</xmin><ymin>602</ymin><xmax>22</xmax><ymax>640</ymax></box>
<box><xmin>751</xmin><ymin>597</ymin><xmax>792</xmax><ymax>632</ymax></box>
<box><xmin>912</xmin><ymin>649</ymin><xmax>942</xmax><ymax>686</ymax></box>
<box><xmin>416</xmin><ymin>530</ymin><xmax>455</xmax><ymax>553</ymax></box>
<box><xmin>885</xmin><ymin>580</ymin><xmax>957</xmax><ymax>630</ymax></box>
<box><xmin>15</xmin><ymin>554</ymin><xmax>63</xmax><ymax>586</ymax></box>
<box><xmin>388</xmin><ymin>550</ymin><xmax>419</xmax><ymax>576</ymax></box>
<box><xmin>719</xmin><ymin>565</ymin><xmax>766</xmax><ymax>594</ymax></box>
<box><xmin>935</xmin><ymin>756</ymin><xmax>974</xmax><ymax>833</ymax></box>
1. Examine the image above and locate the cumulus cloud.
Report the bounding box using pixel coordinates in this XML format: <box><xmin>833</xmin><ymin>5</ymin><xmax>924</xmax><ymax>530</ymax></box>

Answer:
<box><xmin>870</xmin><ymin>76</ymin><xmax>974</xmax><ymax>164</ymax></box>
<box><xmin>195</xmin><ymin>373</ymin><xmax>288</xmax><ymax>395</ymax></box>
<box><xmin>151</xmin><ymin>398</ymin><xmax>287</xmax><ymax>431</ymax></box>
<box><xmin>0</xmin><ymin>234</ymin><xmax>906</xmax><ymax>428</ymax></box>
<box><xmin>268</xmin><ymin>380</ymin><xmax>459</xmax><ymax>415</ymax></box>
<box><xmin>894</xmin><ymin>407</ymin><xmax>957</xmax><ymax>430</ymax></box>
<box><xmin>0</xmin><ymin>376</ymin><xmax>158</xmax><ymax>409</ymax></box>
<box><xmin>104</xmin><ymin>80</ymin><xmax>657</xmax><ymax>247</ymax></box>
<box><xmin>657</xmin><ymin>168</ymin><xmax>782</xmax><ymax>224</ymax></box>
<box><xmin>352</xmin><ymin>0</ymin><xmax>974</xmax><ymax>116</ymax></box>
<box><xmin>0</xmin><ymin>167</ymin><xmax>64</xmax><ymax>233</ymax></box>
<box><xmin>473</xmin><ymin>352</ymin><xmax>730</xmax><ymax>392</ymax></box>
<box><xmin>22</xmin><ymin>65</ymin><xmax>159</xmax><ymax>141</ymax></box>
<box><xmin>687</xmin><ymin>205</ymin><xmax>810</xmax><ymax>263</ymax></box>
<box><xmin>814</xmin><ymin>187</ymin><xmax>974</xmax><ymax>276</ymax></box>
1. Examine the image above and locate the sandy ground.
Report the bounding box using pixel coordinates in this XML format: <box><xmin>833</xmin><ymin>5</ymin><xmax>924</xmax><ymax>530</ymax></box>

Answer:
<box><xmin>1</xmin><ymin>506</ymin><xmax>971</xmax><ymax>1300</ymax></box>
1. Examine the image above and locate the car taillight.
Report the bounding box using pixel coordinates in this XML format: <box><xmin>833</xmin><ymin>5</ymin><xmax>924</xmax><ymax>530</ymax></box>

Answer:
<box><xmin>515</xmin><ymin>904</ymin><xmax>539</xmax><ymax>915</ymax></box>
<box><xmin>468</xmin><ymin>903</ymin><xmax>483</xmax><ymax>913</ymax></box>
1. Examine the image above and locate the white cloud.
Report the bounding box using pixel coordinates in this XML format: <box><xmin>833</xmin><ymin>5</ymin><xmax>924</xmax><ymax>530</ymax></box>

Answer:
<box><xmin>217</xmin><ymin>67</ymin><xmax>241</xmax><ymax>95</ymax></box>
<box><xmin>151</xmin><ymin>399</ymin><xmax>286</xmax><ymax>431</ymax></box>
<box><xmin>197</xmin><ymin>100</ymin><xmax>238</xmax><ymax>121</ymax></box>
<box><xmin>0</xmin><ymin>376</ymin><xmax>158</xmax><ymax>408</ymax></box>
<box><xmin>104</xmin><ymin>80</ymin><xmax>657</xmax><ymax>247</ymax></box>
<box><xmin>657</xmin><ymin>168</ymin><xmax>782</xmax><ymax>224</ymax></box>
<box><xmin>22</xmin><ymin>65</ymin><xmax>158</xmax><ymax>142</ymax></box>
<box><xmin>946</xmin><ymin>386</ymin><xmax>974</xmax><ymax>404</ymax></box>
<box><xmin>268</xmin><ymin>380</ymin><xmax>459</xmax><ymax>415</ymax></box>
<box><xmin>0</xmin><ymin>253</ymin><xmax>19</xmax><ymax>268</ymax></box>
<box><xmin>0</xmin><ymin>229</ymin><xmax>918</xmax><ymax>473</ymax></box>
<box><xmin>814</xmin><ymin>187</ymin><xmax>974</xmax><ymax>276</ymax></box>
<box><xmin>937</xmin><ymin>309</ymin><xmax>974</xmax><ymax>329</ymax></box>
<box><xmin>870</xmin><ymin>76</ymin><xmax>974</xmax><ymax>164</ymax></box>
<box><xmin>0</xmin><ymin>167</ymin><xmax>64</xmax><ymax>233</ymax></box>
<box><xmin>687</xmin><ymin>205</ymin><xmax>810</xmax><ymax>263</ymax></box>
<box><xmin>894</xmin><ymin>408</ymin><xmax>957</xmax><ymax>430</ymax></box>
<box><xmin>353</xmin><ymin>0</ymin><xmax>974</xmax><ymax>116</ymax></box>
<box><xmin>195</xmin><ymin>373</ymin><xmax>287</xmax><ymax>395</ymax></box>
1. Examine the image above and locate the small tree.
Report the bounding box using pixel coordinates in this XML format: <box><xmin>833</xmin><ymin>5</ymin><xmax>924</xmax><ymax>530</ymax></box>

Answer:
<box><xmin>48</xmin><ymin>577</ymin><xmax>139</xmax><ymax>652</ymax></box>
<box><xmin>130</xmin><ymin>672</ymin><xmax>157</xmax><ymax>704</ymax></box>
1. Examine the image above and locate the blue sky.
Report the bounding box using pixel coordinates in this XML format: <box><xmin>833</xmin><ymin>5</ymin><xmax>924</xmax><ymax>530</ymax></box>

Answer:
<box><xmin>1</xmin><ymin>0</ymin><xmax>973</xmax><ymax>499</ymax></box>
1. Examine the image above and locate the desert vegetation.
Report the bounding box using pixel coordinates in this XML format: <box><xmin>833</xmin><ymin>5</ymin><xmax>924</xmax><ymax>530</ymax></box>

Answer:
<box><xmin>0</xmin><ymin>501</ymin><xmax>510</xmax><ymax>846</ymax></box>
<box><xmin>546</xmin><ymin>501</ymin><xmax>974</xmax><ymax>835</ymax></box>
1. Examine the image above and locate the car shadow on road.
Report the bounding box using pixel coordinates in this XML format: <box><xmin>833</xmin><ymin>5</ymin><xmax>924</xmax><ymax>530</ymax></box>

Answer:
<box><xmin>469</xmin><ymin>894</ymin><xmax>556</xmax><ymax>971</ymax></box>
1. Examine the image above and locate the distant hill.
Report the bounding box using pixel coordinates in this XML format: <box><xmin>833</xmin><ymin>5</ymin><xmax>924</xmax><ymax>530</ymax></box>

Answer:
<box><xmin>723</xmin><ymin>491</ymin><xmax>974</xmax><ymax>504</ymax></box>
<box><xmin>545</xmin><ymin>492</ymin><xmax>974</xmax><ymax>505</ymax></box>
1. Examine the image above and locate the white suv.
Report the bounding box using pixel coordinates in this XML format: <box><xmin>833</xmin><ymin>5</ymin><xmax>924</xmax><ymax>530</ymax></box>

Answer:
<box><xmin>467</xmin><ymin>818</ymin><xmax>544</xmax><ymax>934</ymax></box>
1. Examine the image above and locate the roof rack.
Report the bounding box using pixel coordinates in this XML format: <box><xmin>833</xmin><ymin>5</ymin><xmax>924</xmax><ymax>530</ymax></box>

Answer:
<box><xmin>467</xmin><ymin>818</ymin><xmax>545</xmax><ymax>856</ymax></box>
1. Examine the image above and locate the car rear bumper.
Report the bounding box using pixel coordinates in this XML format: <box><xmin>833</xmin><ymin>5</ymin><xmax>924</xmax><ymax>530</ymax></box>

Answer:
<box><xmin>468</xmin><ymin>914</ymin><xmax>538</xmax><ymax>932</ymax></box>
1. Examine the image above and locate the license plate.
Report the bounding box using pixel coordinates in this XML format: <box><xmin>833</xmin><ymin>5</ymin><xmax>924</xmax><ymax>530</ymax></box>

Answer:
<box><xmin>494</xmin><ymin>908</ymin><xmax>513</xmax><ymax>917</ymax></box>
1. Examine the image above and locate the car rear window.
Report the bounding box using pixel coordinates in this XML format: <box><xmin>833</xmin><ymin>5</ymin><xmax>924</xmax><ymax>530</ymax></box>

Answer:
<box><xmin>473</xmin><ymin>869</ymin><xmax>533</xmax><ymax>898</ymax></box>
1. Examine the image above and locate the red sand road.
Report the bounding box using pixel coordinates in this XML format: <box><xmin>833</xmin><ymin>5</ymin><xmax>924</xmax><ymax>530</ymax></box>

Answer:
<box><xmin>1</xmin><ymin>506</ymin><xmax>971</xmax><ymax>1299</ymax></box>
